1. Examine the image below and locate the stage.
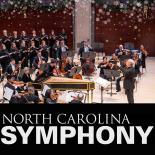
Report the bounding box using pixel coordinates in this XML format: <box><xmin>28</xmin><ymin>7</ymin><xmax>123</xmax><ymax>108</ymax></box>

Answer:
<box><xmin>0</xmin><ymin>57</ymin><xmax>155</xmax><ymax>104</ymax></box>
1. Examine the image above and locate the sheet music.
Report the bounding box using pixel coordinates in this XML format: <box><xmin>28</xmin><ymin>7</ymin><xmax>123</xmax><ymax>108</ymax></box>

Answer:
<box><xmin>96</xmin><ymin>77</ymin><xmax>111</xmax><ymax>88</ymax></box>
<box><xmin>42</xmin><ymin>85</ymin><xmax>51</xmax><ymax>97</ymax></box>
<box><xmin>3</xmin><ymin>87</ymin><xmax>14</xmax><ymax>101</ymax></box>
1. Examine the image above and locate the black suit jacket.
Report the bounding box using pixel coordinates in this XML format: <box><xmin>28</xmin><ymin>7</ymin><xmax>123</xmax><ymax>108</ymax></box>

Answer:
<box><xmin>5</xmin><ymin>64</ymin><xmax>13</xmax><ymax>75</ymax></box>
<box><xmin>79</xmin><ymin>47</ymin><xmax>93</xmax><ymax>57</ymax></box>
<box><xmin>120</xmin><ymin>67</ymin><xmax>136</xmax><ymax>90</ymax></box>
<box><xmin>22</xmin><ymin>73</ymin><xmax>32</xmax><ymax>83</ymax></box>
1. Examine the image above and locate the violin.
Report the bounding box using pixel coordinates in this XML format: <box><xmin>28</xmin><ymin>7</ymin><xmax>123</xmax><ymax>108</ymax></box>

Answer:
<box><xmin>12</xmin><ymin>81</ymin><xmax>25</xmax><ymax>87</ymax></box>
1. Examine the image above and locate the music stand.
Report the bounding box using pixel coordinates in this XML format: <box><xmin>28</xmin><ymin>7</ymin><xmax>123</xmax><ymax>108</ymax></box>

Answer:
<box><xmin>103</xmin><ymin>69</ymin><xmax>120</xmax><ymax>97</ymax></box>
<box><xmin>96</xmin><ymin>77</ymin><xmax>111</xmax><ymax>103</ymax></box>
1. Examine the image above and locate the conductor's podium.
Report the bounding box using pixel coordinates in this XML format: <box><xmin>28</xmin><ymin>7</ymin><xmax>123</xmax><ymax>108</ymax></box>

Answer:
<box><xmin>43</xmin><ymin>77</ymin><xmax>95</xmax><ymax>103</ymax></box>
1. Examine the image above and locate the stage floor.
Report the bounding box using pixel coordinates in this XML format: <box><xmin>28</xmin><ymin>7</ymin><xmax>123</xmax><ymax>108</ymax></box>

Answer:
<box><xmin>0</xmin><ymin>57</ymin><xmax>155</xmax><ymax>104</ymax></box>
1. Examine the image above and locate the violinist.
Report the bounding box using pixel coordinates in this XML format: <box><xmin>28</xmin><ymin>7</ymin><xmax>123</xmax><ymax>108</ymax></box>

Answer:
<box><xmin>98</xmin><ymin>57</ymin><xmax>109</xmax><ymax>78</ymax></box>
<box><xmin>33</xmin><ymin>51</ymin><xmax>44</xmax><ymax>69</ymax></box>
<box><xmin>35</xmin><ymin>58</ymin><xmax>48</xmax><ymax>82</ymax></box>
<box><xmin>5</xmin><ymin>59</ymin><xmax>18</xmax><ymax>78</ymax></box>
<box><xmin>139</xmin><ymin>45</ymin><xmax>148</xmax><ymax>73</ymax></box>
<box><xmin>64</xmin><ymin>57</ymin><xmax>74</xmax><ymax>78</ymax></box>
<box><xmin>47</xmin><ymin>59</ymin><xmax>61</xmax><ymax>77</ymax></box>
<box><xmin>82</xmin><ymin>58</ymin><xmax>95</xmax><ymax>77</ymax></box>
<box><xmin>21</xmin><ymin>67</ymin><xmax>32</xmax><ymax>83</ymax></box>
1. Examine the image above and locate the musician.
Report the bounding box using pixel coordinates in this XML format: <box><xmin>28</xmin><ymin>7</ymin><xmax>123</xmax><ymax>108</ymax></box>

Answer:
<box><xmin>82</xmin><ymin>58</ymin><xmax>95</xmax><ymax>77</ymax></box>
<box><xmin>40</xmin><ymin>28</ymin><xmax>48</xmax><ymax>45</ymax></box>
<box><xmin>46</xmin><ymin>59</ymin><xmax>59</xmax><ymax>77</ymax></box>
<box><xmin>11</xmin><ymin>31</ymin><xmax>20</xmax><ymax>49</ymax></box>
<box><xmin>4</xmin><ymin>75</ymin><xmax>22</xmax><ymax>104</ymax></box>
<box><xmin>109</xmin><ymin>53</ymin><xmax>119</xmax><ymax>64</ymax></box>
<box><xmin>139</xmin><ymin>45</ymin><xmax>148</xmax><ymax>73</ymax></box>
<box><xmin>1</xmin><ymin>30</ymin><xmax>11</xmax><ymax>51</ymax></box>
<box><xmin>20</xmin><ymin>40</ymin><xmax>29</xmax><ymax>68</ymax></box>
<box><xmin>98</xmin><ymin>57</ymin><xmax>109</xmax><ymax>78</ymax></box>
<box><xmin>60</xmin><ymin>40</ymin><xmax>69</xmax><ymax>54</ymax></box>
<box><xmin>21</xmin><ymin>86</ymin><xmax>39</xmax><ymax>104</ymax></box>
<box><xmin>0</xmin><ymin>44</ymin><xmax>10</xmax><ymax>73</ymax></box>
<box><xmin>60</xmin><ymin>28</ymin><xmax>67</xmax><ymax>44</ymax></box>
<box><xmin>10</xmin><ymin>42</ymin><xmax>19</xmax><ymax>64</ymax></box>
<box><xmin>31</xmin><ymin>30</ymin><xmax>40</xmax><ymax>48</ymax></box>
<box><xmin>115</xmin><ymin>44</ymin><xmax>124</xmax><ymax>56</ymax></box>
<box><xmin>79</xmin><ymin>40</ymin><xmax>93</xmax><ymax>65</ymax></box>
<box><xmin>133</xmin><ymin>52</ymin><xmax>141</xmax><ymax>76</ymax></box>
<box><xmin>64</xmin><ymin>57</ymin><xmax>74</xmax><ymax>78</ymax></box>
<box><xmin>119</xmin><ymin>59</ymin><xmax>136</xmax><ymax>104</ymax></box>
<box><xmin>33</xmin><ymin>51</ymin><xmax>44</xmax><ymax>69</ymax></box>
<box><xmin>5</xmin><ymin>59</ymin><xmax>17</xmax><ymax>76</ymax></box>
<box><xmin>40</xmin><ymin>40</ymin><xmax>49</xmax><ymax>62</ymax></box>
<box><xmin>44</xmin><ymin>89</ymin><xmax>57</xmax><ymax>104</ymax></box>
<box><xmin>29</xmin><ymin>40</ymin><xmax>37</xmax><ymax>68</ymax></box>
<box><xmin>52</xmin><ymin>40</ymin><xmax>61</xmax><ymax>60</ymax></box>
<box><xmin>21</xmin><ymin>67</ymin><xmax>32</xmax><ymax>83</ymax></box>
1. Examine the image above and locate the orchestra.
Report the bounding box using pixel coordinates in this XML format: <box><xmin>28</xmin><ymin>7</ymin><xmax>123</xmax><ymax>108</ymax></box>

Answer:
<box><xmin>0</xmin><ymin>28</ymin><xmax>149</xmax><ymax>104</ymax></box>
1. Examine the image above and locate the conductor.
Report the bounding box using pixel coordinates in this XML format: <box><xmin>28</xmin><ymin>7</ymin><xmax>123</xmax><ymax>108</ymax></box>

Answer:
<box><xmin>119</xmin><ymin>59</ymin><xmax>136</xmax><ymax>104</ymax></box>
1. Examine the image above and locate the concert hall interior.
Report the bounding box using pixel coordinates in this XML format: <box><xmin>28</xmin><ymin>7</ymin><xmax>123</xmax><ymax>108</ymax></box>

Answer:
<box><xmin>0</xmin><ymin>0</ymin><xmax>155</xmax><ymax>104</ymax></box>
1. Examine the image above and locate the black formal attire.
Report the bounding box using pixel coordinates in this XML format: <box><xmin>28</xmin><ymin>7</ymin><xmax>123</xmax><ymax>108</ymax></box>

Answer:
<box><xmin>49</xmin><ymin>35</ymin><xmax>56</xmax><ymax>57</ymax></box>
<box><xmin>60</xmin><ymin>32</ymin><xmax>67</xmax><ymax>44</ymax></box>
<box><xmin>141</xmin><ymin>52</ymin><xmax>147</xmax><ymax>69</ymax></box>
<box><xmin>33</xmin><ymin>56</ymin><xmax>44</xmax><ymax>69</ymax></box>
<box><xmin>21</xmin><ymin>94</ymin><xmax>39</xmax><ymax>104</ymax></box>
<box><xmin>52</xmin><ymin>44</ymin><xmax>61</xmax><ymax>60</ymax></box>
<box><xmin>120</xmin><ymin>67</ymin><xmax>136</xmax><ymax>104</ymax></box>
<box><xmin>29</xmin><ymin>47</ymin><xmax>37</xmax><ymax>68</ymax></box>
<box><xmin>20</xmin><ymin>47</ymin><xmax>29</xmax><ymax>68</ymax></box>
<box><xmin>135</xmin><ymin>59</ymin><xmax>141</xmax><ymax>75</ymax></box>
<box><xmin>1</xmin><ymin>36</ymin><xmax>11</xmax><ymax>51</ymax></box>
<box><xmin>11</xmin><ymin>36</ymin><xmax>20</xmax><ymax>49</ymax></box>
<box><xmin>79</xmin><ymin>46</ymin><xmax>93</xmax><ymax>65</ymax></box>
<box><xmin>45</xmin><ymin>98</ymin><xmax>57</xmax><ymax>104</ymax></box>
<box><xmin>5</xmin><ymin>64</ymin><xmax>15</xmax><ymax>75</ymax></box>
<box><xmin>64</xmin><ymin>63</ymin><xmax>74</xmax><ymax>78</ymax></box>
<box><xmin>98</xmin><ymin>62</ymin><xmax>108</xmax><ymax>79</ymax></box>
<box><xmin>40</xmin><ymin>45</ymin><xmax>49</xmax><ymax>62</ymax></box>
<box><xmin>40</xmin><ymin>34</ymin><xmax>49</xmax><ymax>45</ymax></box>
<box><xmin>21</xmin><ymin>73</ymin><xmax>32</xmax><ymax>83</ymax></box>
<box><xmin>31</xmin><ymin>36</ymin><xmax>40</xmax><ymax>48</ymax></box>
<box><xmin>0</xmin><ymin>49</ymin><xmax>10</xmax><ymax>73</ymax></box>
<box><xmin>9</xmin><ymin>48</ymin><xmax>19</xmax><ymax>64</ymax></box>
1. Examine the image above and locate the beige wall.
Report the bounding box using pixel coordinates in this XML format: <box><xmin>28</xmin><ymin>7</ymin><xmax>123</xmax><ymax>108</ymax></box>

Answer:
<box><xmin>74</xmin><ymin>0</ymin><xmax>92</xmax><ymax>51</ymax></box>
